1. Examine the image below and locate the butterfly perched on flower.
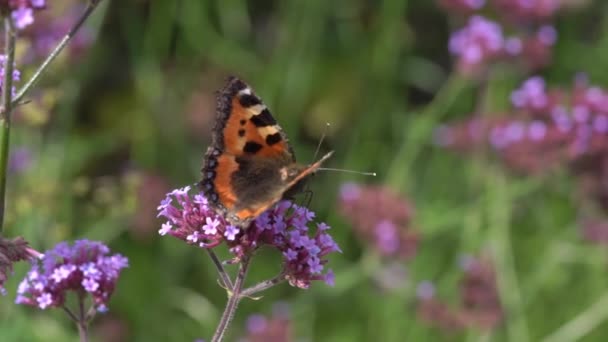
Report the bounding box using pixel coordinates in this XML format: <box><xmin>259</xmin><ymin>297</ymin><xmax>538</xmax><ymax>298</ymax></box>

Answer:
<box><xmin>199</xmin><ymin>77</ymin><xmax>333</xmax><ymax>227</ymax></box>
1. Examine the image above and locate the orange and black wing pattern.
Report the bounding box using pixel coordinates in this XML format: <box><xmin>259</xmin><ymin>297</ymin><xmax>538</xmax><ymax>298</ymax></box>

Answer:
<box><xmin>200</xmin><ymin>77</ymin><xmax>295</xmax><ymax>225</ymax></box>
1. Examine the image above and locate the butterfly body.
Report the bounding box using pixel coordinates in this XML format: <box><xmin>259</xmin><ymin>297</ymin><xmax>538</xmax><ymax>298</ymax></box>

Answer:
<box><xmin>200</xmin><ymin>77</ymin><xmax>333</xmax><ymax>227</ymax></box>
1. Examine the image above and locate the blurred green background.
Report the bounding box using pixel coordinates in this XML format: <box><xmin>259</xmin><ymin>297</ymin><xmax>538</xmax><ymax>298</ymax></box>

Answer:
<box><xmin>2</xmin><ymin>0</ymin><xmax>608</xmax><ymax>341</ymax></box>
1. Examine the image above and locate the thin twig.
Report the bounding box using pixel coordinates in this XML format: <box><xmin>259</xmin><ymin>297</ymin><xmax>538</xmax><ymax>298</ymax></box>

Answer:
<box><xmin>62</xmin><ymin>305</ymin><xmax>79</xmax><ymax>323</ymax></box>
<box><xmin>11</xmin><ymin>0</ymin><xmax>102</xmax><ymax>105</ymax></box>
<box><xmin>77</xmin><ymin>293</ymin><xmax>89</xmax><ymax>342</ymax></box>
<box><xmin>211</xmin><ymin>256</ymin><xmax>251</xmax><ymax>342</ymax></box>
<box><xmin>206</xmin><ymin>249</ymin><xmax>233</xmax><ymax>290</ymax></box>
<box><xmin>239</xmin><ymin>271</ymin><xmax>286</xmax><ymax>299</ymax></box>
<box><xmin>0</xmin><ymin>16</ymin><xmax>16</xmax><ymax>234</ymax></box>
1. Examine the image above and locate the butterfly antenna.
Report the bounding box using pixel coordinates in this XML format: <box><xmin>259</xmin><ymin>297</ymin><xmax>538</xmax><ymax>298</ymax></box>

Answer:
<box><xmin>312</xmin><ymin>122</ymin><xmax>331</xmax><ymax>162</ymax></box>
<box><xmin>317</xmin><ymin>168</ymin><xmax>377</xmax><ymax>176</ymax></box>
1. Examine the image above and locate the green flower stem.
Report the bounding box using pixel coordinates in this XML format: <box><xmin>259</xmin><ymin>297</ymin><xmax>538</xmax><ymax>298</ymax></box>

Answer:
<box><xmin>239</xmin><ymin>271</ymin><xmax>287</xmax><ymax>299</ymax></box>
<box><xmin>211</xmin><ymin>256</ymin><xmax>251</xmax><ymax>342</ymax></box>
<box><xmin>206</xmin><ymin>249</ymin><xmax>233</xmax><ymax>290</ymax></box>
<box><xmin>12</xmin><ymin>0</ymin><xmax>103</xmax><ymax>106</ymax></box>
<box><xmin>0</xmin><ymin>16</ymin><xmax>16</xmax><ymax>235</ymax></box>
<box><xmin>77</xmin><ymin>293</ymin><xmax>89</xmax><ymax>342</ymax></box>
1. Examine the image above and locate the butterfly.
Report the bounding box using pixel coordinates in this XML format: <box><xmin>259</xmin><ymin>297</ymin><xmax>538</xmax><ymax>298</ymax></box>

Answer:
<box><xmin>199</xmin><ymin>77</ymin><xmax>333</xmax><ymax>228</ymax></box>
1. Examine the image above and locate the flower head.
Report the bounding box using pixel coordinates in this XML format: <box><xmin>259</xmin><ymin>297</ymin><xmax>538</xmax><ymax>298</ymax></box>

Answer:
<box><xmin>8</xmin><ymin>147</ymin><xmax>33</xmax><ymax>174</ymax></box>
<box><xmin>0</xmin><ymin>236</ymin><xmax>39</xmax><ymax>295</ymax></box>
<box><xmin>157</xmin><ymin>187</ymin><xmax>340</xmax><ymax>289</ymax></box>
<box><xmin>1</xmin><ymin>0</ymin><xmax>46</xmax><ymax>29</ymax></box>
<box><xmin>338</xmin><ymin>183</ymin><xmax>419</xmax><ymax>259</ymax></box>
<box><xmin>16</xmin><ymin>240</ymin><xmax>128</xmax><ymax>311</ymax></box>
<box><xmin>241</xmin><ymin>302</ymin><xmax>292</xmax><ymax>342</ymax></box>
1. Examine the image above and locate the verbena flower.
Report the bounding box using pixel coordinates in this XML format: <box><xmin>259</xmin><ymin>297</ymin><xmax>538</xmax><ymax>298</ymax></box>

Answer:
<box><xmin>338</xmin><ymin>183</ymin><xmax>419</xmax><ymax>259</ymax></box>
<box><xmin>416</xmin><ymin>255</ymin><xmax>502</xmax><ymax>332</ymax></box>
<box><xmin>437</xmin><ymin>0</ymin><xmax>486</xmax><ymax>14</ymax></box>
<box><xmin>16</xmin><ymin>240</ymin><xmax>128</xmax><ymax>311</ymax></box>
<box><xmin>493</xmin><ymin>0</ymin><xmax>561</xmax><ymax>21</ymax></box>
<box><xmin>0</xmin><ymin>0</ymin><xmax>46</xmax><ymax>29</ymax></box>
<box><xmin>0</xmin><ymin>236</ymin><xmax>39</xmax><ymax>295</ymax></box>
<box><xmin>449</xmin><ymin>16</ymin><xmax>505</xmax><ymax>74</ymax></box>
<box><xmin>157</xmin><ymin>186</ymin><xmax>340</xmax><ymax>289</ymax></box>
<box><xmin>436</xmin><ymin>75</ymin><xmax>608</xmax><ymax>174</ymax></box>
<box><xmin>448</xmin><ymin>15</ymin><xmax>558</xmax><ymax>75</ymax></box>
<box><xmin>241</xmin><ymin>302</ymin><xmax>292</xmax><ymax>342</ymax></box>
<box><xmin>8</xmin><ymin>146</ymin><xmax>32</xmax><ymax>173</ymax></box>
<box><xmin>22</xmin><ymin>3</ymin><xmax>94</xmax><ymax>63</ymax></box>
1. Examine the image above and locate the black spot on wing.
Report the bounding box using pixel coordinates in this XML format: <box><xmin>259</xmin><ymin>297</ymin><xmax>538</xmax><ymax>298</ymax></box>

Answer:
<box><xmin>265</xmin><ymin>132</ymin><xmax>282</xmax><ymax>145</ymax></box>
<box><xmin>243</xmin><ymin>141</ymin><xmax>263</xmax><ymax>154</ymax></box>
<box><xmin>238</xmin><ymin>129</ymin><xmax>246</xmax><ymax>137</ymax></box>
<box><xmin>240</xmin><ymin>119</ymin><xmax>246</xmax><ymax>125</ymax></box>
<box><xmin>250</xmin><ymin>108</ymin><xmax>277</xmax><ymax>127</ymax></box>
<box><xmin>239</xmin><ymin>94</ymin><xmax>261</xmax><ymax>107</ymax></box>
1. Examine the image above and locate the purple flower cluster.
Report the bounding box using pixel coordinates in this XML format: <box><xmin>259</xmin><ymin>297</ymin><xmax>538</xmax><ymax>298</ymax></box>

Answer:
<box><xmin>8</xmin><ymin>146</ymin><xmax>32</xmax><ymax>173</ymax></box>
<box><xmin>157</xmin><ymin>186</ymin><xmax>341</xmax><ymax>289</ymax></box>
<box><xmin>436</xmin><ymin>75</ymin><xmax>608</xmax><ymax>174</ymax></box>
<box><xmin>416</xmin><ymin>255</ymin><xmax>502</xmax><ymax>331</ymax></box>
<box><xmin>0</xmin><ymin>0</ymin><xmax>46</xmax><ymax>29</ymax></box>
<box><xmin>494</xmin><ymin>0</ymin><xmax>561</xmax><ymax>21</ymax></box>
<box><xmin>16</xmin><ymin>240</ymin><xmax>128</xmax><ymax>312</ymax></box>
<box><xmin>22</xmin><ymin>2</ymin><xmax>94</xmax><ymax>63</ymax></box>
<box><xmin>448</xmin><ymin>15</ymin><xmax>557</xmax><ymax>74</ymax></box>
<box><xmin>241</xmin><ymin>302</ymin><xmax>292</xmax><ymax>342</ymax></box>
<box><xmin>438</xmin><ymin>0</ymin><xmax>485</xmax><ymax>14</ymax></box>
<box><xmin>439</xmin><ymin>0</ymin><xmax>567</xmax><ymax>21</ymax></box>
<box><xmin>448</xmin><ymin>16</ymin><xmax>504</xmax><ymax>72</ymax></box>
<box><xmin>0</xmin><ymin>236</ymin><xmax>39</xmax><ymax>295</ymax></box>
<box><xmin>157</xmin><ymin>186</ymin><xmax>231</xmax><ymax>248</ymax></box>
<box><xmin>338</xmin><ymin>183</ymin><xmax>419</xmax><ymax>259</ymax></box>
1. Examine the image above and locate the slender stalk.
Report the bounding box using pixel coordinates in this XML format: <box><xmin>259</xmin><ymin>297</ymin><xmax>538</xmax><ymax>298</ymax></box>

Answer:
<box><xmin>77</xmin><ymin>322</ymin><xmax>89</xmax><ymax>342</ymax></box>
<box><xmin>0</xmin><ymin>16</ymin><xmax>16</xmax><ymax>235</ymax></box>
<box><xmin>239</xmin><ymin>271</ymin><xmax>286</xmax><ymax>298</ymax></box>
<box><xmin>11</xmin><ymin>0</ymin><xmax>102</xmax><ymax>106</ymax></box>
<box><xmin>62</xmin><ymin>305</ymin><xmax>79</xmax><ymax>323</ymax></box>
<box><xmin>211</xmin><ymin>256</ymin><xmax>250</xmax><ymax>342</ymax></box>
<box><xmin>206</xmin><ymin>249</ymin><xmax>233</xmax><ymax>290</ymax></box>
<box><xmin>77</xmin><ymin>293</ymin><xmax>89</xmax><ymax>342</ymax></box>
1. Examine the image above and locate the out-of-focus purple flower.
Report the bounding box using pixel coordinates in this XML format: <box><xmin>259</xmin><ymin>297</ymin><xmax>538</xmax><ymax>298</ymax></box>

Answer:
<box><xmin>241</xmin><ymin>303</ymin><xmax>292</xmax><ymax>342</ymax></box>
<box><xmin>15</xmin><ymin>240</ymin><xmax>128</xmax><ymax>311</ymax></box>
<box><xmin>8</xmin><ymin>147</ymin><xmax>32</xmax><ymax>173</ymax></box>
<box><xmin>417</xmin><ymin>255</ymin><xmax>502</xmax><ymax>332</ymax></box>
<box><xmin>0</xmin><ymin>236</ymin><xmax>39</xmax><ymax>295</ymax></box>
<box><xmin>511</xmin><ymin>76</ymin><xmax>548</xmax><ymax>110</ymax></box>
<box><xmin>416</xmin><ymin>281</ymin><xmax>436</xmax><ymax>300</ymax></box>
<box><xmin>437</xmin><ymin>0</ymin><xmax>486</xmax><ymax>13</ymax></box>
<box><xmin>1</xmin><ymin>0</ymin><xmax>47</xmax><ymax>30</ymax></box>
<box><xmin>338</xmin><ymin>183</ymin><xmax>419</xmax><ymax>259</ymax></box>
<box><xmin>437</xmin><ymin>75</ymin><xmax>608</xmax><ymax>175</ymax></box>
<box><xmin>157</xmin><ymin>187</ymin><xmax>340</xmax><ymax>289</ymax></box>
<box><xmin>449</xmin><ymin>16</ymin><xmax>504</xmax><ymax>74</ymax></box>
<box><xmin>21</xmin><ymin>3</ymin><xmax>94</xmax><ymax>63</ymax></box>
<box><xmin>493</xmin><ymin>0</ymin><xmax>561</xmax><ymax>21</ymax></box>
